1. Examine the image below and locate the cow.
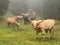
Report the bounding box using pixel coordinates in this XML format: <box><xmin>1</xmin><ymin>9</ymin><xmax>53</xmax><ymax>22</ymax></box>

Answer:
<box><xmin>7</xmin><ymin>17</ymin><xmax>20</xmax><ymax>27</ymax></box>
<box><xmin>16</xmin><ymin>15</ymin><xmax>23</xmax><ymax>20</ymax></box>
<box><xmin>30</xmin><ymin>19</ymin><xmax>55</xmax><ymax>39</ymax></box>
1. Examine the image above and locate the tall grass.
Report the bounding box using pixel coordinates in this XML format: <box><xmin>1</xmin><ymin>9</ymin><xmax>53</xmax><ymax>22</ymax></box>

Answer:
<box><xmin>0</xmin><ymin>13</ymin><xmax>60</xmax><ymax>45</ymax></box>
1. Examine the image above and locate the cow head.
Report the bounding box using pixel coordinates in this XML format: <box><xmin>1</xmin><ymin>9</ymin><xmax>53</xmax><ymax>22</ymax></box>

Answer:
<box><xmin>30</xmin><ymin>20</ymin><xmax>37</xmax><ymax>29</ymax></box>
<box><xmin>36</xmin><ymin>20</ymin><xmax>44</xmax><ymax>28</ymax></box>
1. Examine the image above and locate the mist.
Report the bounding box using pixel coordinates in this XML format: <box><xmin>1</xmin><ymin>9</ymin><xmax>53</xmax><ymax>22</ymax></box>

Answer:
<box><xmin>9</xmin><ymin>0</ymin><xmax>60</xmax><ymax>19</ymax></box>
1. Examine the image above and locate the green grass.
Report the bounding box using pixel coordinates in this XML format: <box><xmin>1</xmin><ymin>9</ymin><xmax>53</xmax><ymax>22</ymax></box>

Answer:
<box><xmin>0</xmin><ymin>13</ymin><xmax>60</xmax><ymax>45</ymax></box>
<box><xmin>0</xmin><ymin>20</ymin><xmax>60</xmax><ymax>45</ymax></box>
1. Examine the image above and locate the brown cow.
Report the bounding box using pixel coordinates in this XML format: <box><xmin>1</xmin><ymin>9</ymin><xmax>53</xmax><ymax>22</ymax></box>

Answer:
<box><xmin>30</xmin><ymin>19</ymin><xmax>55</xmax><ymax>39</ymax></box>
<box><xmin>16</xmin><ymin>15</ymin><xmax>23</xmax><ymax>20</ymax></box>
<box><xmin>7</xmin><ymin>17</ymin><xmax>20</xmax><ymax>27</ymax></box>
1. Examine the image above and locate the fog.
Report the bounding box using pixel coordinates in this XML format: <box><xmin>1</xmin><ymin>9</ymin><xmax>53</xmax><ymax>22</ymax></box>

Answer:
<box><xmin>9</xmin><ymin>0</ymin><xmax>59</xmax><ymax>19</ymax></box>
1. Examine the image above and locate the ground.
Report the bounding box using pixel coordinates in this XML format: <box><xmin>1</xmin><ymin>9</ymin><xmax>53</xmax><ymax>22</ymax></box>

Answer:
<box><xmin>0</xmin><ymin>13</ymin><xmax>60</xmax><ymax>45</ymax></box>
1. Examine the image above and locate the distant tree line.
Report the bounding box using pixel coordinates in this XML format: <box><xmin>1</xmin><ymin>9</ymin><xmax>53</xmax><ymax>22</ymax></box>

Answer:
<box><xmin>9</xmin><ymin>0</ymin><xmax>28</xmax><ymax>15</ymax></box>
<box><xmin>57</xmin><ymin>0</ymin><xmax>60</xmax><ymax>20</ymax></box>
<box><xmin>0</xmin><ymin>0</ymin><xmax>9</xmax><ymax>20</ymax></box>
<box><xmin>9</xmin><ymin>0</ymin><xmax>60</xmax><ymax>20</ymax></box>
<box><xmin>0</xmin><ymin>0</ymin><xmax>9</xmax><ymax>16</ymax></box>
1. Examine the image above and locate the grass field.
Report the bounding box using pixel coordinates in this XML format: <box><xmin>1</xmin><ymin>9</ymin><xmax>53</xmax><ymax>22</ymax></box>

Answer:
<box><xmin>0</xmin><ymin>13</ymin><xmax>60</xmax><ymax>45</ymax></box>
<box><xmin>0</xmin><ymin>20</ymin><xmax>60</xmax><ymax>45</ymax></box>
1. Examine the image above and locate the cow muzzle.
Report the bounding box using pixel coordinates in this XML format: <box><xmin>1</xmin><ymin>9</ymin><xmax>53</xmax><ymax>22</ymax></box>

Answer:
<box><xmin>33</xmin><ymin>27</ymin><xmax>36</xmax><ymax>29</ymax></box>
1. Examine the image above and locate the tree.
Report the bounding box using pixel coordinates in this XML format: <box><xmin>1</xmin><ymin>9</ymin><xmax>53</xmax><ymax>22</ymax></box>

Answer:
<box><xmin>0</xmin><ymin>0</ymin><xmax>9</xmax><ymax>20</ymax></box>
<box><xmin>57</xmin><ymin>0</ymin><xmax>60</xmax><ymax>20</ymax></box>
<box><xmin>0</xmin><ymin>0</ymin><xmax>9</xmax><ymax>16</ymax></box>
<box><xmin>42</xmin><ymin>0</ymin><xmax>58</xmax><ymax>19</ymax></box>
<box><xmin>9</xmin><ymin>0</ymin><xmax>28</xmax><ymax>15</ymax></box>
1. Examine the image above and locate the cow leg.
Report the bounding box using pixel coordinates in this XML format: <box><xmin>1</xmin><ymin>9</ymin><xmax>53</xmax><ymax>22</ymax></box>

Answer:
<box><xmin>49</xmin><ymin>27</ymin><xmax>54</xmax><ymax>39</ymax></box>
<box><xmin>36</xmin><ymin>30</ymin><xmax>40</xmax><ymax>39</ymax></box>
<box><xmin>45</xmin><ymin>30</ymin><xmax>48</xmax><ymax>34</ymax></box>
<box><xmin>36</xmin><ymin>32</ymin><xmax>39</xmax><ymax>39</ymax></box>
<box><xmin>42</xmin><ymin>29</ymin><xmax>45</xmax><ymax>39</ymax></box>
<box><xmin>16</xmin><ymin>24</ymin><xmax>19</xmax><ymax>28</ymax></box>
<box><xmin>7</xmin><ymin>22</ymin><xmax>10</xmax><ymax>27</ymax></box>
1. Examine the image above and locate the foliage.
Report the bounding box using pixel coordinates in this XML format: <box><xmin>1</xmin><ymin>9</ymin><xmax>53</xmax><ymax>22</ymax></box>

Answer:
<box><xmin>0</xmin><ymin>19</ymin><xmax>60</xmax><ymax>45</ymax></box>
<box><xmin>0</xmin><ymin>0</ymin><xmax>9</xmax><ymax>20</ymax></box>
<box><xmin>0</xmin><ymin>0</ymin><xmax>9</xmax><ymax>16</ymax></box>
<box><xmin>0</xmin><ymin>13</ymin><xmax>59</xmax><ymax>45</ymax></box>
<box><xmin>57</xmin><ymin>0</ymin><xmax>60</xmax><ymax>20</ymax></box>
<box><xmin>9</xmin><ymin>0</ymin><xmax>28</xmax><ymax>15</ymax></box>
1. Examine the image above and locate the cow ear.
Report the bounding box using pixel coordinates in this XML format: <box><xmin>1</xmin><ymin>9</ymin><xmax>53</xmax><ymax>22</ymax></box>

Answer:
<box><xmin>36</xmin><ymin>21</ymin><xmax>42</xmax><ymax>26</ymax></box>
<box><xmin>36</xmin><ymin>20</ymin><xmax>44</xmax><ymax>26</ymax></box>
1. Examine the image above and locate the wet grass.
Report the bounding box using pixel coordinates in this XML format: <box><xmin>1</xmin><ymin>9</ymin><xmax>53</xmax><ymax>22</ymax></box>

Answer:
<box><xmin>0</xmin><ymin>20</ymin><xmax>60</xmax><ymax>45</ymax></box>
